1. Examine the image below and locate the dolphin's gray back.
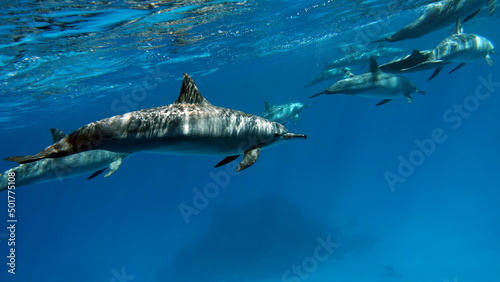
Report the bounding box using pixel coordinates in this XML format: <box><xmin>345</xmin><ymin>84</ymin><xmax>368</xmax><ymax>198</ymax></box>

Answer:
<box><xmin>66</xmin><ymin>104</ymin><xmax>287</xmax><ymax>156</ymax></box>
<box><xmin>327</xmin><ymin>73</ymin><xmax>416</xmax><ymax>96</ymax></box>
<box><xmin>432</xmin><ymin>33</ymin><xmax>494</xmax><ymax>61</ymax></box>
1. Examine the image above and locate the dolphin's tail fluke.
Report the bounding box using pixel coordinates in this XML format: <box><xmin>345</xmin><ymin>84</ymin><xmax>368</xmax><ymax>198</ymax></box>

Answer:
<box><xmin>5</xmin><ymin>146</ymin><xmax>65</xmax><ymax>164</ymax></box>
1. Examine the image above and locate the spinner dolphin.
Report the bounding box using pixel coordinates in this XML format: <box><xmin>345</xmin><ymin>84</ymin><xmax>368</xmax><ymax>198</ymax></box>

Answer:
<box><xmin>6</xmin><ymin>74</ymin><xmax>307</xmax><ymax>172</ymax></box>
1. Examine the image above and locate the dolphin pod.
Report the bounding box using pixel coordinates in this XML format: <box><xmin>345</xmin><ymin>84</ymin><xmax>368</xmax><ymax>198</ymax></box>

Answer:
<box><xmin>2</xmin><ymin>1</ymin><xmax>498</xmax><ymax>190</ymax></box>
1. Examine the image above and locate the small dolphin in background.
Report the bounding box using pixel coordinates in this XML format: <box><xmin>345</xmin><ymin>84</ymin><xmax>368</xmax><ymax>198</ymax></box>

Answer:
<box><xmin>378</xmin><ymin>0</ymin><xmax>497</xmax><ymax>42</ymax></box>
<box><xmin>310</xmin><ymin>58</ymin><xmax>425</xmax><ymax>106</ymax></box>
<box><xmin>0</xmin><ymin>128</ymin><xmax>129</xmax><ymax>191</ymax></box>
<box><xmin>324</xmin><ymin>47</ymin><xmax>404</xmax><ymax>69</ymax></box>
<box><xmin>402</xmin><ymin>19</ymin><xmax>496</xmax><ymax>81</ymax></box>
<box><xmin>304</xmin><ymin>68</ymin><xmax>350</xmax><ymax>88</ymax></box>
<box><xmin>261</xmin><ymin>101</ymin><xmax>311</xmax><ymax>125</ymax></box>
<box><xmin>6</xmin><ymin>74</ymin><xmax>307</xmax><ymax>172</ymax></box>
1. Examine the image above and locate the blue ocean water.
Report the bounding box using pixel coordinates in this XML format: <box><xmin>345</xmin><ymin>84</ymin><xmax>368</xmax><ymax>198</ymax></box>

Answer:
<box><xmin>1</xmin><ymin>0</ymin><xmax>500</xmax><ymax>281</ymax></box>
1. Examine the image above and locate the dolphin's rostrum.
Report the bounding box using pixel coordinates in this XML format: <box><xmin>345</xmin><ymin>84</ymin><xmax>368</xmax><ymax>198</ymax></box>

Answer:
<box><xmin>6</xmin><ymin>74</ymin><xmax>307</xmax><ymax>171</ymax></box>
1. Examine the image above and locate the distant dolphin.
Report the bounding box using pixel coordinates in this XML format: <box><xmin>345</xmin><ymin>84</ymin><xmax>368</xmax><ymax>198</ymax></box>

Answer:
<box><xmin>0</xmin><ymin>128</ymin><xmax>129</xmax><ymax>191</ymax></box>
<box><xmin>261</xmin><ymin>101</ymin><xmax>311</xmax><ymax>125</ymax></box>
<box><xmin>310</xmin><ymin>58</ymin><xmax>425</xmax><ymax>106</ymax></box>
<box><xmin>378</xmin><ymin>0</ymin><xmax>497</xmax><ymax>42</ymax></box>
<box><xmin>324</xmin><ymin>47</ymin><xmax>404</xmax><ymax>69</ymax></box>
<box><xmin>304</xmin><ymin>68</ymin><xmax>349</xmax><ymax>88</ymax></box>
<box><xmin>402</xmin><ymin>19</ymin><xmax>496</xmax><ymax>80</ymax></box>
<box><xmin>6</xmin><ymin>74</ymin><xmax>307</xmax><ymax>172</ymax></box>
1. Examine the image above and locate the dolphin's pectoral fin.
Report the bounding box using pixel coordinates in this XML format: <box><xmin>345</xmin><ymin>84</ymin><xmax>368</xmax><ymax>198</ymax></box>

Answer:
<box><xmin>449</xmin><ymin>63</ymin><xmax>467</xmax><ymax>74</ymax></box>
<box><xmin>485</xmin><ymin>55</ymin><xmax>494</xmax><ymax>66</ymax></box>
<box><xmin>236</xmin><ymin>148</ymin><xmax>261</xmax><ymax>172</ymax></box>
<box><xmin>375</xmin><ymin>99</ymin><xmax>392</xmax><ymax>106</ymax></box>
<box><xmin>104</xmin><ymin>158</ymin><xmax>123</xmax><ymax>177</ymax></box>
<box><xmin>87</xmin><ymin>168</ymin><xmax>107</xmax><ymax>180</ymax></box>
<box><xmin>463</xmin><ymin>9</ymin><xmax>480</xmax><ymax>23</ymax></box>
<box><xmin>427</xmin><ymin>67</ymin><xmax>444</xmax><ymax>81</ymax></box>
<box><xmin>215</xmin><ymin>155</ymin><xmax>240</xmax><ymax>168</ymax></box>
<box><xmin>404</xmin><ymin>93</ymin><xmax>412</xmax><ymax>103</ymax></box>
<box><xmin>341</xmin><ymin>68</ymin><xmax>355</xmax><ymax>77</ymax></box>
<box><xmin>488</xmin><ymin>0</ymin><xmax>497</xmax><ymax>16</ymax></box>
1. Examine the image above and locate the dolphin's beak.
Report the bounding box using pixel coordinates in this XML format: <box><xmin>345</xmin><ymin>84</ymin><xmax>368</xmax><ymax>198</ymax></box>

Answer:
<box><xmin>282</xmin><ymin>133</ymin><xmax>307</xmax><ymax>139</ymax></box>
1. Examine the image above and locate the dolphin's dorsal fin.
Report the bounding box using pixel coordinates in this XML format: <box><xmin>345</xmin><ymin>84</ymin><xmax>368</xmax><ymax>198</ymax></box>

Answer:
<box><xmin>264</xmin><ymin>100</ymin><xmax>273</xmax><ymax>111</ymax></box>
<box><xmin>455</xmin><ymin>18</ymin><xmax>463</xmax><ymax>34</ymax></box>
<box><xmin>369</xmin><ymin>57</ymin><xmax>381</xmax><ymax>73</ymax></box>
<box><xmin>175</xmin><ymin>73</ymin><xmax>211</xmax><ymax>105</ymax></box>
<box><xmin>50</xmin><ymin>128</ymin><xmax>67</xmax><ymax>143</ymax></box>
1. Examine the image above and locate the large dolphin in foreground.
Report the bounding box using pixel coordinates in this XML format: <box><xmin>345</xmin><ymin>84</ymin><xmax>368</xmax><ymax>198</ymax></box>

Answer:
<box><xmin>6</xmin><ymin>74</ymin><xmax>307</xmax><ymax>172</ymax></box>
<box><xmin>402</xmin><ymin>19</ymin><xmax>496</xmax><ymax>81</ymax></box>
<box><xmin>310</xmin><ymin>58</ymin><xmax>425</xmax><ymax>106</ymax></box>
<box><xmin>378</xmin><ymin>0</ymin><xmax>497</xmax><ymax>42</ymax></box>
<box><xmin>0</xmin><ymin>128</ymin><xmax>129</xmax><ymax>191</ymax></box>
